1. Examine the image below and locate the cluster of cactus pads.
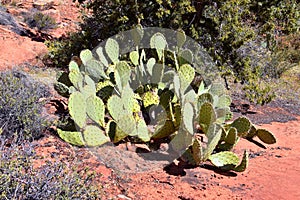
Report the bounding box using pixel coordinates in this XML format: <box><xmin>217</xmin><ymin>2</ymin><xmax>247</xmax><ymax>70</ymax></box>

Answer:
<box><xmin>55</xmin><ymin>29</ymin><xmax>276</xmax><ymax>172</ymax></box>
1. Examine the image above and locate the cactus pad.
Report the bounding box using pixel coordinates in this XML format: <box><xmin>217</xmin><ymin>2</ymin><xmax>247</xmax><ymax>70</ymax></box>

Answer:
<box><xmin>131</xmin><ymin>24</ymin><xmax>144</xmax><ymax>46</ymax></box>
<box><xmin>182</xmin><ymin>102</ymin><xmax>195</xmax><ymax>135</ymax></box>
<box><xmin>150</xmin><ymin>32</ymin><xmax>167</xmax><ymax>60</ymax></box>
<box><xmin>192</xmin><ymin>138</ymin><xmax>203</xmax><ymax>165</ymax></box>
<box><xmin>69</xmin><ymin>60</ymin><xmax>80</xmax><ymax>72</ymax></box>
<box><xmin>130</xmin><ymin>51</ymin><xmax>139</xmax><ymax>66</ymax></box>
<box><xmin>96</xmin><ymin>47</ymin><xmax>109</xmax><ymax>67</ymax></box>
<box><xmin>209</xmin><ymin>151</ymin><xmax>240</xmax><ymax>168</ymax></box>
<box><xmin>209</xmin><ymin>83</ymin><xmax>225</xmax><ymax>97</ymax></box>
<box><xmin>233</xmin><ymin>151</ymin><xmax>249</xmax><ymax>172</ymax></box>
<box><xmin>85</xmin><ymin>59</ymin><xmax>107</xmax><ymax>81</ymax></box>
<box><xmin>57</xmin><ymin>129</ymin><xmax>85</xmax><ymax>146</ymax></box>
<box><xmin>68</xmin><ymin>91</ymin><xmax>86</xmax><ymax>129</ymax></box>
<box><xmin>198</xmin><ymin>102</ymin><xmax>216</xmax><ymax>133</ymax></box>
<box><xmin>176</xmin><ymin>29</ymin><xmax>186</xmax><ymax>49</ymax></box>
<box><xmin>225</xmin><ymin>127</ymin><xmax>238</xmax><ymax>145</ymax></box>
<box><xmin>137</xmin><ymin>120</ymin><xmax>150</xmax><ymax>142</ymax></box>
<box><xmin>142</xmin><ymin>91</ymin><xmax>160</xmax><ymax>108</ymax></box>
<box><xmin>178</xmin><ymin>49</ymin><xmax>193</xmax><ymax>65</ymax></box>
<box><xmin>115</xmin><ymin>61</ymin><xmax>131</xmax><ymax>90</ymax></box>
<box><xmin>178</xmin><ymin>64</ymin><xmax>195</xmax><ymax>93</ymax></box>
<box><xmin>83</xmin><ymin>125</ymin><xmax>109</xmax><ymax>147</ymax></box>
<box><xmin>152</xmin><ymin>120</ymin><xmax>175</xmax><ymax>139</ymax></box>
<box><xmin>80</xmin><ymin>49</ymin><xmax>93</xmax><ymax>66</ymax></box>
<box><xmin>257</xmin><ymin>129</ymin><xmax>276</xmax><ymax>144</ymax></box>
<box><xmin>217</xmin><ymin>95</ymin><xmax>231</xmax><ymax>108</ymax></box>
<box><xmin>105</xmin><ymin>38</ymin><xmax>119</xmax><ymax>64</ymax></box>
<box><xmin>107</xmin><ymin>95</ymin><xmax>125</xmax><ymax>120</ymax></box>
<box><xmin>202</xmin><ymin>124</ymin><xmax>222</xmax><ymax>161</ymax></box>
<box><xmin>231</xmin><ymin>117</ymin><xmax>251</xmax><ymax>137</ymax></box>
<box><xmin>86</xmin><ymin>96</ymin><xmax>105</xmax><ymax>127</ymax></box>
<box><xmin>69</xmin><ymin>69</ymin><xmax>83</xmax><ymax>91</ymax></box>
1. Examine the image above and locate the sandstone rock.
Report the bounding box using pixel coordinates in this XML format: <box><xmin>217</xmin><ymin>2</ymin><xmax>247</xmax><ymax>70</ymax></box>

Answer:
<box><xmin>33</xmin><ymin>0</ymin><xmax>59</xmax><ymax>10</ymax></box>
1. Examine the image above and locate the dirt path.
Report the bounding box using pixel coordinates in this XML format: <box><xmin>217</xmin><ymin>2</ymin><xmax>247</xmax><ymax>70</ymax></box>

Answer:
<box><xmin>105</xmin><ymin>117</ymin><xmax>299</xmax><ymax>200</ymax></box>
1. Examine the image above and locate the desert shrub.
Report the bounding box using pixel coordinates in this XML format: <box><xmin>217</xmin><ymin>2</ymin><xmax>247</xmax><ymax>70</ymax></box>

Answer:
<box><xmin>0</xmin><ymin>140</ymin><xmax>101</xmax><ymax>199</ymax></box>
<box><xmin>46</xmin><ymin>0</ymin><xmax>299</xmax><ymax>104</ymax></box>
<box><xmin>0</xmin><ymin>70</ymin><xmax>50</xmax><ymax>144</ymax></box>
<box><xmin>24</xmin><ymin>10</ymin><xmax>57</xmax><ymax>31</ymax></box>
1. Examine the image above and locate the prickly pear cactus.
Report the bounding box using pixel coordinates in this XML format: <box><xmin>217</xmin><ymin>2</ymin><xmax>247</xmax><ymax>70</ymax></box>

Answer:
<box><xmin>54</xmin><ymin>30</ymin><xmax>276</xmax><ymax>173</ymax></box>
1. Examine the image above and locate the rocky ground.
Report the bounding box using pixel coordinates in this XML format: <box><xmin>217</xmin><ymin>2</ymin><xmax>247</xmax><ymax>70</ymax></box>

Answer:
<box><xmin>0</xmin><ymin>1</ymin><xmax>299</xmax><ymax>199</ymax></box>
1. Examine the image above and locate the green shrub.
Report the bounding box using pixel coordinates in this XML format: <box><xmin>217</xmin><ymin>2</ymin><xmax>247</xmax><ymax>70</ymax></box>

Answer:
<box><xmin>47</xmin><ymin>0</ymin><xmax>299</xmax><ymax>104</ymax></box>
<box><xmin>0</xmin><ymin>140</ymin><xmax>101</xmax><ymax>199</ymax></box>
<box><xmin>24</xmin><ymin>11</ymin><xmax>57</xmax><ymax>31</ymax></box>
<box><xmin>0</xmin><ymin>70</ymin><xmax>50</xmax><ymax>144</ymax></box>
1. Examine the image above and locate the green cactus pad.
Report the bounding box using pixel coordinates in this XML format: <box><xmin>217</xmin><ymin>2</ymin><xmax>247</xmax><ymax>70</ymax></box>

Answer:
<box><xmin>184</xmin><ymin>90</ymin><xmax>197</xmax><ymax>104</ymax></box>
<box><xmin>131</xmin><ymin>24</ymin><xmax>144</xmax><ymax>46</ymax></box>
<box><xmin>178</xmin><ymin>64</ymin><xmax>195</xmax><ymax>93</ymax></box>
<box><xmin>231</xmin><ymin>117</ymin><xmax>251</xmax><ymax>137</ymax></box>
<box><xmin>83</xmin><ymin>125</ymin><xmax>109</xmax><ymax>147</ymax></box>
<box><xmin>209</xmin><ymin>151</ymin><xmax>240</xmax><ymax>168</ymax></box>
<box><xmin>69</xmin><ymin>60</ymin><xmax>80</xmax><ymax>72</ymax></box>
<box><xmin>225</xmin><ymin>127</ymin><xmax>238</xmax><ymax>145</ymax></box>
<box><xmin>130</xmin><ymin>51</ymin><xmax>139</xmax><ymax>66</ymax></box>
<box><xmin>150</xmin><ymin>32</ymin><xmax>167</xmax><ymax>60</ymax></box>
<box><xmin>170</xmin><ymin>127</ymin><xmax>193</xmax><ymax>153</ymax></box>
<box><xmin>217</xmin><ymin>95</ymin><xmax>232</xmax><ymax>108</ymax></box>
<box><xmin>85</xmin><ymin>59</ymin><xmax>108</xmax><ymax>81</ymax></box>
<box><xmin>202</xmin><ymin>124</ymin><xmax>222</xmax><ymax>161</ymax></box>
<box><xmin>54</xmin><ymin>82</ymin><xmax>70</xmax><ymax>97</ymax></box>
<box><xmin>146</xmin><ymin>58</ymin><xmax>156</xmax><ymax>76</ymax></box>
<box><xmin>176</xmin><ymin>29</ymin><xmax>186</xmax><ymax>49</ymax></box>
<box><xmin>233</xmin><ymin>151</ymin><xmax>249</xmax><ymax>172</ymax></box>
<box><xmin>178</xmin><ymin>49</ymin><xmax>193</xmax><ymax>65</ymax></box>
<box><xmin>86</xmin><ymin>96</ymin><xmax>105</xmax><ymax>127</ymax></box>
<box><xmin>192</xmin><ymin>138</ymin><xmax>203</xmax><ymax>165</ymax></box>
<box><xmin>183</xmin><ymin>102</ymin><xmax>195</xmax><ymax>135</ymax></box>
<box><xmin>69</xmin><ymin>70</ymin><xmax>83</xmax><ymax>91</ymax></box>
<box><xmin>216</xmin><ymin>107</ymin><xmax>232</xmax><ymax>123</ymax></box>
<box><xmin>117</xmin><ymin>114</ymin><xmax>137</xmax><ymax>137</ymax></box>
<box><xmin>152</xmin><ymin>120</ymin><xmax>175</xmax><ymax>139</ymax></box>
<box><xmin>84</xmin><ymin>74</ymin><xmax>96</xmax><ymax>89</ymax></box>
<box><xmin>151</xmin><ymin>62</ymin><xmax>164</xmax><ymax>84</ymax></box>
<box><xmin>115</xmin><ymin>61</ymin><xmax>131</xmax><ymax>90</ymax></box>
<box><xmin>120</xmin><ymin>84</ymin><xmax>135</xmax><ymax>112</ymax></box>
<box><xmin>107</xmin><ymin>95</ymin><xmax>125</xmax><ymax>120</ymax></box>
<box><xmin>257</xmin><ymin>129</ymin><xmax>276</xmax><ymax>144</ymax></box>
<box><xmin>142</xmin><ymin>91</ymin><xmax>159</xmax><ymax>108</ymax></box>
<box><xmin>209</xmin><ymin>83</ymin><xmax>225</xmax><ymax>97</ymax></box>
<box><xmin>198</xmin><ymin>102</ymin><xmax>216</xmax><ymax>133</ymax></box>
<box><xmin>114</xmin><ymin>124</ymin><xmax>128</xmax><ymax>143</ymax></box>
<box><xmin>68</xmin><ymin>91</ymin><xmax>86</xmax><ymax>129</ymax></box>
<box><xmin>96</xmin><ymin>47</ymin><xmax>109</xmax><ymax>67</ymax></box>
<box><xmin>105</xmin><ymin>38</ymin><xmax>119</xmax><ymax>64</ymax></box>
<box><xmin>197</xmin><ymin>93</ymin><xmax>214</xmax><ymax>108</ymax></box>
<box><xmin>137</xmin><ymin>120</ymin><xmax>150</xmax><ymax>142</ymax></box>
<box><xmin>57</xmin><ymin>129</ymin><xmax>85</xmax><ymax>146</ymax></box>
<box><xmin>80</xmin><ymin>49</ymin><xmax>93</xmax><ymax>66</ymax></box>
<box><xmin>81</xmin><ymin>85</ymin><xmax>95</xmax><ymax>100</ymax></box>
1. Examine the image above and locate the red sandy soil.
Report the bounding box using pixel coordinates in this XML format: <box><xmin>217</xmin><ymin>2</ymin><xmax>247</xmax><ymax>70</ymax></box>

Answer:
<box><xmin>33</xmin><ymin>115</ymin><xmax>300</xmax><ymax>200</ymax></box>
<box><xmin>0</xmin><ymin>0</ymin><xmax>80</xmax><ymax>70</ymax></box>
<box><xmin>1</xmin><ymin>1</ymin><xmax>300</xmax><ymax>199</ymax></box>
